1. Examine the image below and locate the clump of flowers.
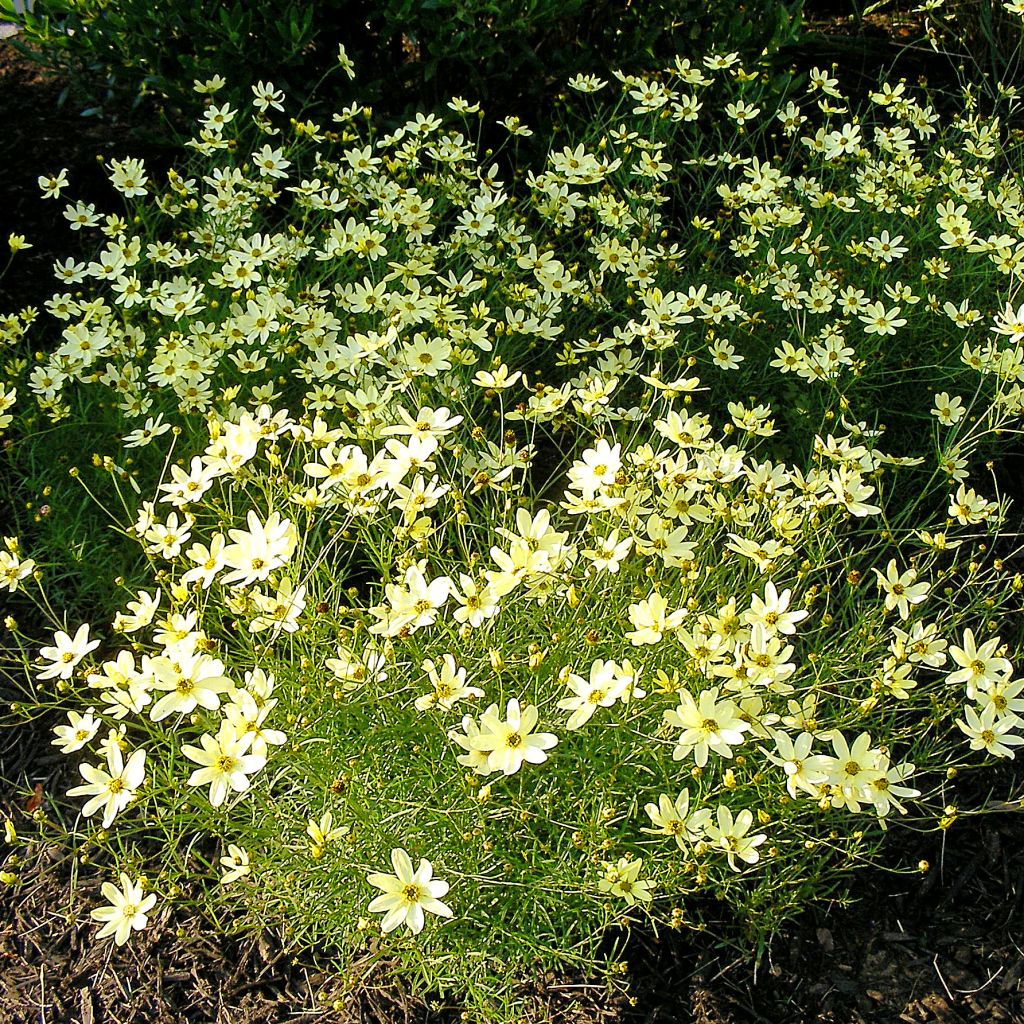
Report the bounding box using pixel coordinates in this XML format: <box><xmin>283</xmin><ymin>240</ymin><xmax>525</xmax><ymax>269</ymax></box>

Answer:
<box><xmin>2</xmin><ymin>32</ymin><xmax>1023</xmax><ymax>1020</ymax></box>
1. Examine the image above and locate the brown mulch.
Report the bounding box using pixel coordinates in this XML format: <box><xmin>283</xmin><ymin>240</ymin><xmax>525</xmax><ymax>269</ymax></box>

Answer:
<box><xmin>2</xmin><ymin>25</ymin><xmax>1024</xmax><ymax>1024</ymax></box>
<box><xmin>1</xmin><ymin>803</ymin><xmax>1022</xmax><ymax>1023</ymax></box>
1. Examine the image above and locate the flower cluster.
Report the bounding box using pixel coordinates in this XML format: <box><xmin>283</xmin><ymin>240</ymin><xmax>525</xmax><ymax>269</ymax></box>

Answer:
<box><xmin>2</xmin><ymin>37</ymin><xmax>1022</xmax><ymax>1014</ymax></box>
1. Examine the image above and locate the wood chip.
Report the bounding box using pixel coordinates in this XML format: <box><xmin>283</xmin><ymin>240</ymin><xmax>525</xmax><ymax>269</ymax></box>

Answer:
<box><xmin>78</xmin><ymin>987</ymin><xmax>94</xmax><ymax>1024</ymax></box>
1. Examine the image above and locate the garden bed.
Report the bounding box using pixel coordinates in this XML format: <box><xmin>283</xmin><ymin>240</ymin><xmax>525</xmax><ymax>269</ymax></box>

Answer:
<box><xmin>2</xmin><ymin>14</ymin><xmax>1024</xmax><ymax>1023</ymax></box>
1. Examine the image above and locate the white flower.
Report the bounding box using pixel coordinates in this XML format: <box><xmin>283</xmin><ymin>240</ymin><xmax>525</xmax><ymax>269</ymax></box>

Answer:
<box><xmin>37</xmin><ymin>623</ymin><xmax>101</xmax><ymax>680</ymax></box>
<box><xmin>182</xmin><ymin>723</ymin><xmax>267</xmax><ymax>807</ymax></box>
<box><xmin>663</xmin><ymin>688</ymin><xmax>749</xmax><ymax>766</ymax></box>
<box><xmin>957</xmin><ymin>704</ymin><xmax>1024</xmax><ymax>759</ymax></box>
<box><xmin>557</xmin><ymin>659</ymin><xmax>629</xmax><ymax>730</ymax></box>
<box><xmin>468</xmin><ymin>699</ymin><xmax>558</xmax><ymax>775</ymax></box>
<box><xmin>597</xmin><ymin>856</ymin><xmax>654</xmax><ymax>905</ymax></box>
<box><xmin>930</xmin><ymin>392</ymin><xmax>965</xmax><ymax>426</ymax></box>
<box><xmin>91</xmin><ymin>873</ymin><xmax>157</xmax><ymax>945</ymax></box>
<box><xmin>642</xmin><ymin>790</ymin><xmax>712</xmax><ymax>849</ymax></box>
<box><xmin>415</xmin><ymin>654</ymin><xmax>483</xmax><ymax>711</ymax></box>
<box><xmin>51</xmin><ymin>708</ymin><xmax>100</xmax><ymax>754</ymax></box>
<box><xmin>67</xmin><ymin>744</ymin><xmax>147</xmax><ymax>827</ymax></box>
<box><xmin>704</xmin><ymin>806</ymin><xmax>767</xmax><ymax>871</ymax></box>
<box><xmin>873</xmin><ymin>559</ymin><xmax>929</xmax><ymax>620</ymax></box>
<box><xmin>367</xmin><ymin>848</ymin><xmax>452</xmax><ymax>934</ymax></box>
<box><xmin>219</xmin><ymin>844</ymin><xmax>251</xmax><ymax>884</ymax></box>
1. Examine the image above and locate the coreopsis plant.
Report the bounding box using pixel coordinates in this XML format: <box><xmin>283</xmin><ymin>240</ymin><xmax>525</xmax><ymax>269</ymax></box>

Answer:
<box><xmin>2</xmin><ymin>29</ymin><xmax>1024</xmax><ymax>1021</ymax></box>
<box><xmin>5</xmin><ymin>370</ymin><xmax>1019</xmax><ymax>1014</ymax></box>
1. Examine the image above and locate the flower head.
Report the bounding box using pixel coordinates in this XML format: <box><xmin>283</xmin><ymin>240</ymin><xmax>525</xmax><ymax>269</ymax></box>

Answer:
<box><xmin>37</xmin><ymin>623</ymin><xmax>100</xmax><ymax>680</ymax></box>
<box><xmin>469</xmin><ymin>698</ymin><xmax>558</xmax><ymax>775</ymax></box>
<box><xmin>367</xmin><ymin>848</ymin><xmax>452</xmax><ymax>934</ymax></box>
<box><xmin>91</xmin><ymin>873</ymin><xmax>157</xmax><ymax>945</ymax></box>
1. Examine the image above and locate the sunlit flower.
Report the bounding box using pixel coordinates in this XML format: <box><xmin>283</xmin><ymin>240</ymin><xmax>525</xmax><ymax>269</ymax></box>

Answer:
<box><xmin>642</xmin><ymin>790</ymin><xmax>711</xmax><ymax>849</ymax></box>
<box><xmin>704</xmin><ymin>806</ymin><xmax>767</xmax><ymax>871</ymax></box>
<box><xmin>182</xmin><ymin>723</ymin><xmax>267</xmax><ymax>807</ymax></box>
<box><xmin>598</xmin><ymin>857</ymin><xmax>654</xmax><ymax>905</ymax></box>
<box><xmin>219</xmin><ymin>844</ymin><xmax>251</xmax><ymax>884</ymax></box>
<box><xmin>367</xmin><ymin>848</ymin><xmax>452</xmax><ymax>934</ymax></box>
<box><xmin>415</xmin><ymin>654</ymin><xmax>483</xmax><ymax>711</ymax></box>
<box><xmin>957</xmin><ymin>704</ymin><xmax>1024</xmax><ymax>759</ymax></box>
<box><xmin>37</xmin><ymin>623</ymin><xmax>101</xmax><ymax>681</ymax></box>
<box><xmin>67</xmin><ymin>744</ymin><xmax>146</xmax><ymax>827</ymax></box>
<box><xmin>51</xmin><ymin>707</ymin><xmax>100</xmax><ymax>754</ymax></box>
<box><xmin>873</xmin><ymin>560</ymin><xmax>929</xmax><ymax>620</ymax></box>
<box><xmin>91</xmin><ymin>873</ymin><xmax>157</xmax><ymax>945</ymax></box>
<box><xmin>469</xmin><ymin>698</ymin><xmax>557</xmax><ymax>775</ymax></box>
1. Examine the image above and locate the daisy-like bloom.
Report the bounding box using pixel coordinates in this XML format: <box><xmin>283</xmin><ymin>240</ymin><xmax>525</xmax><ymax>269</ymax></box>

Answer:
<box><xmin>37</xmin><ymin>623</ymin><xmax>101</xmax><ymax>680</ymax></box>
<box><xmin>0</xmin><ymin>548</ymin><xmax>35</xmax><ymax>593</ymax></box>
<box><xmin>87</xmin><ymin>650</ymin><xmax>151</xmax><ymax>720</ymax></box>
<box><xmin>181</xmin><ymin>535</ymin><xmax>227</xmax><ymax>589</ymax></box>
<box><xmin>930</xmin><ymin>392</ymin><xmax>965</xmax><ymax>426</ymax></box>
<box><xmin>557</xmin><ymin>659</ymin><xmax>629</xmax><ymax>731</ymax></box>
<box><xmin>414</xmin><ymin>654</ymin><xmax>483</xmax><ymax>712</ymax></box>
<box><xmin>829</xmin><ymin>466</ymin><xmax>881</xmax><ymax>518</ymax></box>
<box><xmin>448</xmin><ymin>714</ymin><xmax>492</xmax><ymax>775</ymax></box>
<box><xmin>222</xmin><ymin>690</ymin><xmax>287</xmax><ymax>759</ymax></box>
<box><xmin>956</xmin><ymin>704</ymin><xmax>1024</xmax><ymax>759</ymax></box>
<box><xmin>143</xmin><ymin>512</ymin><xmax>193</xmax><ymax>560</ymax></box>
<box><xmin>182</xmin><ymin>723</ymin><xmax>267</xmax><ymax>807</ymax></box>
<box><xmin>325</xmin><ymin>644</ymin><xmax>389</xmax><ymax>690</ymax></box>
<box><xmin>580</xmin><ymin>529</ymin><xmax>633</xmax><ymax>574</ymax></box>
<box><xmin>704</xmin><ymin>806</ymin><xmax>767</xmax><ymax>872</ymax></box>
<box><xmin>148</xmin><ymin>650</ymin><xmax>233</xmax><ymax>722</ymax></box>
<box><xmin>826</xmin><ymin>731</ymin><xmax>882</xmax><ymax>812</ymax></box>
<box><xmin>946</xmin><ymin>629</ymin><xmax>1013</xmax><ymax>698</ymax></box>
<box><xmin>742</xmin><ymin>581</ymin><xmax>808</xmax><ymax>636</ymax></box>
<box><xmin>157</xmin><ymin>455</ymin><xmax>219</xmax><ymax>508</ymax></box>
<box><xmin>568</xmin><ymin>72</ymin><xmax>607</xmax><ymax>92</ymax></box>
<box><xmin>740</xmin><ymin>623</ymin><xmax>797</xmax><ymax>692</ymax></box>
<box><xmin>367</xmin><ymin>848</ymin><xmax>453</xmax><ymax>935</ymax></box>
<box><xmin>566</xmin><ymin>439</ymin><xmax>622</xmax><ymax>496</ymax></box>
<box><xmin>635</xmin><ymin>514</ymin><xmax>696</xmax><ymax>568</ymax></box>
<box><xmin>598</xmin><ymin>857</ymin><xmax>654</xmax><ymax>906</ymax></box>
<box><xmin>472</xmin><ymin>363</ymin><xmax>522</xmax><ymax>389</ymax></box>
<box><xmin>863</xmin><ymin>229</ymin><xmax>907</xmax><ymax>262</ymax></box>
<box><xmin>451</xmin><ymin>574</ymin><xmax>501</xmax><ymax>628</ymax></box>
<box><xmin>873</xmin><ymin>559</ymin><xmax>929</xmax><ymax>620</ymax></box>
<box><xmin>248</xmin><ymin>579</ymin><xmax>307</xmax><ymax>637</ymax></box>
<box><xmin>469</xmin><ymin>698</ymin><xmax>558</xmax><ymax>775</ymax></box>
<box><xmin>219</xmin><ymin>844</ymin><xmax>251</xmax><ymax>884</ymax></box>
<box><xmin>948</xmin><ymin>484</ymin><xmax>998</xmax><ymax>526</ymax></box>
<box><xmin>90</xmin><ymin>873</ymin><xmax>157</xmax><ymax>946</ymax></box>
<box><xmin>112</xmin><ymin>589</ymin><xmax>161</xmax><ymax>633</ymax></box>
<box><xmin>107</xmin><ymin>157</ymin><xmax>149</xmax><ymax>197</ymax></box>
<box><xmin>890</xmin><ymin>621</ymin><xmax>947</xmax><ymax>668</ymax></box>
<box><xmin>51</xmin><ymin>707</ymin><xmax>100</xmax><ymax>754</ymax></box>
<box><xmin>37</xmin><ymin>168</ymin><xmax>70</xmax><ymax>199</ymax></box>
<box><xmin>220</xmin><ymin>510</ymin><xmax>297</xmax><ymax>588</ymax></box>
<box><xmin>494</xmin><ymin>508</ymin><xmax>569</xmax><ymax>571</ymax></box>
<box><xmin>373</xmin><ymin>563</ymin><xmax>451</xmax><ymax>635</ymax></box>
<box><xmin>625</xmin><ymin>590</ymin><xmax>687</xmax><ymax>646</ymax></box>
<box><xmin>641</xmin><ymin>790</ymin><xmax>712</xmax><ymax>850</ymax></box>
<box><xmin>663</xmin><ymin>687</ymin><xmax>749</xmax><ymax>767</ymax></box>
<box><xmin>67</xmin><ymin>744</ymin><xmax>147</xmax><ymax>827</ymax></box>
<box><xmin>977</xmin><ymin>678</ymin><xmax>1024</xmax><ymax>721</ymax></box>
<box><xmin>865</xmin><ymin>755</ymin><xmax>920</xmax><ymax>821</ymax></box>
<box><xmin>306</xmin><ymin>810</ymin><xmax>350</xmax><ymax>859</ymax></box>
<box><xmin>858</xmin><ymin>300</ymin><xmax>906</xmax><ymax>336</ymax></box>
<box><xmin>764</xmin><ymin>729</ymin><xmax>832</xmax><ymax>799</ymax></box>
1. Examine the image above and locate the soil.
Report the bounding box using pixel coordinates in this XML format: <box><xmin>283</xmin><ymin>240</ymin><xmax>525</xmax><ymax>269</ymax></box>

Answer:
<box><xmin>3</xmin><ymin>789</ymin><xmax>1023</xmax><ymax>1024</ymax></box>
<box><xmin>2</xmin><ymin>20</ymin><xmax>1024</xmax><ymax>1024</ymax></box>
